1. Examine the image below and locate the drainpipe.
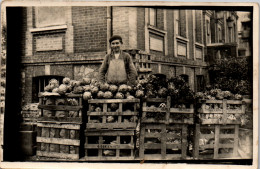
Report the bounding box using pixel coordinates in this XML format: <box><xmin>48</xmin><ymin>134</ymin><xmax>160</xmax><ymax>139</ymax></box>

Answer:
<box><xmin>107</xmin><ymin>6</ymin><xmax>112</xmax><ymax>54</ymax></box>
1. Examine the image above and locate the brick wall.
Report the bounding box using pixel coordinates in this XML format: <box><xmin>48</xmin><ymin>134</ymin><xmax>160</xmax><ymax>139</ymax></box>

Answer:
<box><xmin>112</xmin><ymin>7</ymin><xmax>130</xmax><ymax>49</ymax></box>
<box><xmin>73</xmin><ymin>64</ymin><xmax>100</xmax><ymax>80</ymax></box>
<box><xmin>72</xmin><ymin>6</ymin><xmax>107</xmax><ymax>53</ymax></box>
<box><xmin>137</xmin><ymin>8</ymin><xmax>145</xmax><ymax>50</ymax></box>
<box><xmin>51</xmin><ymin>65</ymin><xmax>74</xmax><ymax>78</ymax></box>
<box><xmin>33</xmin><ymin>32</ymin><xmax>66</xmax><ymax>55</ymax></box>
<box><xmin>187</xmin><ymin>10</ymin><xmax>194</xmax><ymax>60</ymax></box>
<box><xmin>166</xmin><ymin>10</ymin><xmax>174</xmax><ymax>57</ymax></box>
<box><xmin>157</xmin><ymin>8</ymin><xmax>164</xmax><ymax>30</ymax></box>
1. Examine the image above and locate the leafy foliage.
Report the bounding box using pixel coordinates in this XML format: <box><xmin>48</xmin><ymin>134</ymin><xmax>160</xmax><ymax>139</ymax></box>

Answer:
<box><xmin>209</xmin><ymin>57</ymin><xmax>252</xmax><ymax>95</ymax></box>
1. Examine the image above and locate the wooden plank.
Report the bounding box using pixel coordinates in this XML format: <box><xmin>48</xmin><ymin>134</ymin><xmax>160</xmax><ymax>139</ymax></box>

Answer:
<box><xmin>166</xmin><ymin>124</ymin><xmax>184</xmax><ymax>129</ymax></box>
<box><xmin>166</xmin><ymin>96</ymin><xmax>171</xmax><ymax>124</ymax></box>
<box><xmin>144</xmin><ymin>143</ymin><xmax>161</xmax><ymax>149</ymax></box>
<box><xmin>199</xmin><ymin>134</ymin><xmax>215</xmax><ymax>139</ymax></box>
<box><xmin>219</xmin><ymin>134</ymin><xmax>235</xmax><ymax>138</ymax></box>
<box><xmin>37</xmin><ymin>137</ymin><xmax>80</xmax><ymax>146</ymax></box>
<box><xmin>36</xmin><ymin>151</ymin><xmax>79</xmax><ymax>160</ymax></box>
<box><xmin>83</xmin><ymin>156</ymin><xmax>135</xmax><ymax>161</ymax></box>
<box><xmin>118</xmin><ymin>103</ymin><xmax>122</xmax><ymax>123</ymax></box>
<box><xmin>200</xmin><ymin>119</ymin><xmax>241</xmax><ymax>125</ymax></box>
<box><xmin>169</xmin><ymin>108</ymin><xmax>194</xmax><ymax>114</ymax></box>
<box><xmin>85</xmin><ymin>130</ymin><xmax>134</xmax><ymax>136</ymax></box>
<box><xmin>161</xmin><ymin>124</ymin><xmax>166</xmax><ymax>159</ymax></box>
<box><xmin>38</xmin><ymin>105</ymin><xmax>82</xmax><ymax>111</ymax></box>
<box><xmin>200</xmin><ymin>144</ymin><xmax>214</xmax><ymax>149</ymax></box>
<box><xmin>145</xmin><ymin>133</ymin><xmax>161</xmax><ymax>138</ymax></box>
<box><xmin>141</xmin><ymin>119</ymin><xmax>167</xmax><ymax>124</ymax></box>
<box><xmin>38</xmin><ymin>93</ymin><xmax>82</xmax><ymax>98</ymax></box>
<box><xmin>222</xmin><ymin>99</ymin><xmax>227</xmax><ymax>125</ymax></box>
<box><xmin>165</xmin><ymin>154</ymin><xmax>182</xmax><ymax>160</ymax></box>
<box><xmin>181</xmin><ymin>124</ymin><xmax>187</xmax><ymax>159</ymax></box>
<box><xmin>204</xmin><ymin>100</ymin><xmax>223</xmax><ymax>104</ymax></box>
<box><xmin>166</xmin><ymin>144</ymin><xmax>181</xmax><ymax>149</ymax></box>
<box><xmin>200</xmin><ymin>110</ymin><xmax>243</xmax><ymax>114</ymax></box>
<box><xmin>87</xmin><ymin>111</ymin><xmax>138</xmax><ymax>116</ymax></box>
<box><xmin>218</xmin><ymin>153</ymin><xmax>237</xmax><ymax>159</ymax></box>
<box><xmin>214</xmin><ymin>125</ymin><xmax>220</xmax><ymax>159</ymax></box>
<box><xmin>200</xmin><ymin>110</ymin><xmax>223</xmax><ymax>114</ymax></box>
<box><xmin>226</xmin><ymin>100</ymin><xmax>243</xmax><ymax>104</ymax></box>
<box><xmin>38</xmin><ymin>117</ymin><xmax>82</xmax><ymax>123</ymax></box>
<box><xmin>65</xmin><ymin>93</ymin><xmax>82</xmax><ymax>98</ymax></box>
<box><xmin>116</xmin><ymin>136</ymin><xmax>120</xmax><ymax>157</ymax></box>
<box><xmin>233</xmin><ymin>124</ymin><xmax>239</xmax><ymax>157</ymax></box>
<box><xmin>166</xmin><ymin>133</ymin><xmax>182</xmax><ymax>138</ymax></box>
<box><xmin>198</xmin><ymin>154</ymin><xmax>214</xmax><ymax>159</ymax></box>
<box><xmin>140</xmin><ymin>154</ymin><xmax>163</xmax><ymax>160</ymax></box>
<box><xmin>86</xmin><ymin>123</ymin><xmax>137</xmax><ymax>130</ymax></box>
<box><xmin>88</xmin><ymin>99</ymin><xmax>139</xmax><ymax>104</ymax></box>
<box><xmin>85</xmin><ymin>144</ymin><xmax>134</xmax><ymax>149</ymax></box>
<box><xmin>37</xmin><ymin>123</ymin><xmax>81</xmax><ymax>130</ymax></box>
<box><xmin>145</xmin><ymin>124</ymin><xmax>164</xmax><ymax>130</ymax></box>
<box><xmin>139</xmin><ymin>123</ymin><xmax>145</xmax><ymax>159</ymax></box>
<box><xmin>143</xmin><ymin>107</ymin><xmax>167</xmax><ymax>112</ymax></box>
<box><xmin>143</xmin><ymin>98</ymin><xmax>167</xmax><ymax>103</ymax></box>
<box><xmin>218</xmin><ymin>144</ymin><xmax>234</xmax><ymax>148</ymax></box>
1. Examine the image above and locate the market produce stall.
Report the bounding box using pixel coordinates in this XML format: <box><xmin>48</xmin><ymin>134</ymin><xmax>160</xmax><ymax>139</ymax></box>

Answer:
<box><xmin>194</xmin><ymin>89</ymin><xmax>246</xmax><ymax>159</ymax></box>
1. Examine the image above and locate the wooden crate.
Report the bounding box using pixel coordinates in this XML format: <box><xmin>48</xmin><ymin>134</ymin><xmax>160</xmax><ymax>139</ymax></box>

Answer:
<box><xmin>38</xmin><ymin>93</ymin><xmax>83</xmax><ymax>123</ymax></box>
<box><xmin>21</xmin><ymin>103</ymin><xmax>39</xmax><ymax>123</ymax></box>
<box><xmin>142</xmin><ymin>97</ymin><xmax>194</xmax><ymax>124</ymax></box>
<box><xmin>87</xmin><ymin>99</ymin><xmax>140</xmax><ymax>130</ymax></box>
<box><xmin>198</xmin><ymin>99</ymin><xmax>245</xmax><ymax>125</ymax></box>
<box><xmin>193</xmin><ymin>124</ymin><xmax>239</xmax><ymax>159</ymax></box>
<box><xmin>139</xmin><ymin>123</ymin><xmax>189</xmax><ymax>160</ymax></box>
<box><xmin>36</xmin><ymin>121</ymin><xmax>82</xmax><ymax>160</ymax></box>
<box><xmin>84</xmin><ymin>130</ymin><xmax>135</xmax><ymax>160</ymax></box>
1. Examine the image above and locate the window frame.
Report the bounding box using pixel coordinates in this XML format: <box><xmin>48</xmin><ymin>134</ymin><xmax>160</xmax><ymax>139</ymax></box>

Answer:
<box><xmin>32</xmin><ymin>75</ymin><xmax>64</xmax><ymax>103</ymax></box>
<box><xmin>34</xmin><ymin>6</ymin><xmax>67</xmax><ymax>28</ymax></box>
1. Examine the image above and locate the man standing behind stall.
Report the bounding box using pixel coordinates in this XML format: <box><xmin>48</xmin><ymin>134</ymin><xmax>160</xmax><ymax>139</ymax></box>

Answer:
<box><xmin>99</xmin><ymin>35</ymin><xmax>137</xmax><ymax>85</ymax></box>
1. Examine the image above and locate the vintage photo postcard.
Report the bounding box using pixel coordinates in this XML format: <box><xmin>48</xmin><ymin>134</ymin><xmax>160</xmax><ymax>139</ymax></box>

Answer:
<box><xmin>0</xmin><ymin>1</ymin><xmax>258</xmax><ymax>169</ymax></box>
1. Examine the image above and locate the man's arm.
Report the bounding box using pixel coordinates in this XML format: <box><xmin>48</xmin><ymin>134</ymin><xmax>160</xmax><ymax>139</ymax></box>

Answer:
<box><xmin>126</xmin><ymin>53</ymin><xmax>138</xmax><ymax>85</ymax></box>
<box><xmin>98</xmin><ymin>54</ymin><xmax>109</xmax><ymax>83</ymax></box>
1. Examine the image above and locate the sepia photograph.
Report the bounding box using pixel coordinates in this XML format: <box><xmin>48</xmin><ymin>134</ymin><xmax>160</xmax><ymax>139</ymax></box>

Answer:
<box><xmin>0</xmin><ymin>1</ymin><xmax>258</xmax><ymax>169</ymax></box>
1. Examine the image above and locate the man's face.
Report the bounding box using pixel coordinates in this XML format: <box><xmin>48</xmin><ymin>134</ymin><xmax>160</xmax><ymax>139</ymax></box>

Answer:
<box><xmin>110</xmin><ymin>39</ymin><xmax>122</xmax><ymax>53</ymax></box>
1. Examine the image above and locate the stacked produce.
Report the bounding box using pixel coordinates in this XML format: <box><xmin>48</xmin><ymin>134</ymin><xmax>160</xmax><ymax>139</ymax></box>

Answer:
<box><xmin>195</xmin><ymin>88</ymin><xmax>247</xmax><ymax>125</ymax></box>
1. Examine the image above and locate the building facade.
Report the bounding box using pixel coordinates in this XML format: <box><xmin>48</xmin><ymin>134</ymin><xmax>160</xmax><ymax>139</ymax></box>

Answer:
<box><xmin>18</xmin><ymin>7</ymin><xmax>238</xmax><ymax>104</ymax></box>
<box><xmin>238</xmin><ymin>12</ymin><xmax>252</xmax><ymax>57</ymax></box>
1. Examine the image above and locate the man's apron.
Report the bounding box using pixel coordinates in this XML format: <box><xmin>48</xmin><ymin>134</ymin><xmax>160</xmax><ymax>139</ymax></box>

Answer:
<box><xmin>107</xmin><ymin>59</ymin><xmax>127</xmax><ymax>84</ymax></box>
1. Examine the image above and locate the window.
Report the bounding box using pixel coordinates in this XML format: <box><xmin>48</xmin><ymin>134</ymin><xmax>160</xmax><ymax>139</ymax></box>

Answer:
<box><xmin>206</xmin><ymin>20</ymin><xmax>211</xmax><ymax>44</ymax></box>
<box><xmin>176</xmin><ymin>10</ymin><xmax>186</xmax><ymax>38</ymax></box>
<box><xmin>175</xmin><ymin>10</ymin><xmax>180</xmax><ymax>35</ymax></box>
<box><xmin>149</xmin><ymin>8</ymin><xmax>157</xmax><ymax>26</ymax></box>
<box><xmin>228</xmin><ymin>27</ymin><xmax>233</xmax><ymax>43</ymax></box>
<box><xmin>218</xmin><ymin>27</ymin><xmax>222</xmax><ymax>43</ymax></box>
<box><xmin>196</xmin><ymin>75</ymin><xmax>205</xmax><ymax>92</ymax></box>
<box><xmin>32</xmin><ymin>75</ymin><xmax>64</xmax><ymax>103</ymax></box>
<box><xmin>34</xmin><ymin>7</ymin><xmax>66</xmax><ymax>28</ymax></box>
<box><xmin>180</xmin><ymin>74</ymin><xmax>189</xmax><ymax>83</ymax></box>
<box><xmin>195</xmin><ymin>10</ymin><xmax>202</xmax><ymax>43</ymax></box>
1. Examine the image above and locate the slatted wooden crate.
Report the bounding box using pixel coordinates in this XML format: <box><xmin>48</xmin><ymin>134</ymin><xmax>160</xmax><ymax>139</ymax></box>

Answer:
<box><xmin>84</xmin><ymin>130</ymin><xmax>135</xmax><ymax>160</ymax></box>
<box><xmin>21</xmin><ymin>103</ymin><xmax>39</xmax><ymax>124</ymax></box>
<box><xmin>36</xmin><ymin>121</ymin><xmax>82</xmax><ymax>160</ymax></box>
<box><xmin>139</xmin><ymin>123</ymin><xmax>188</xmax><ymax>160</ymax></box>
<box><xmin>38</xmin><ymin>93</ymin><xmax>83</xmax><ymax>123</ymax></box>
<box><xmin>142</xmin><ymin>97</ymin><xmax>194</xmax><ymax>124</ymax></box>
<box><xmin>193</xmin><ymin>124</ymin><xmax>239</xmax><ymax>159</ymax></box>
<box><xmin>87</xmin><ymin>99</ymin><xmax>140</xmax><ymax>130</ymax></box>
<box><xmin>198</xmin><ymin>99</ymin><xmax>245</xmax><ymax>124</ymax></box>
<box><xmin>123</xmin><ymin>49</ymin><xmax>152</xmax><ymax>80</ymax></box>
